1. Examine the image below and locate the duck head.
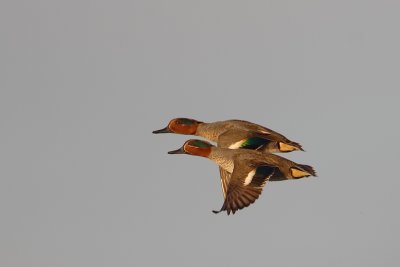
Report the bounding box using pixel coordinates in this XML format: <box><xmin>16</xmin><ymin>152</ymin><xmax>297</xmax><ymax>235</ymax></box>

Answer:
<box><xmin>168</xmin><ymin>139</ymin><xmax>213</xmax><ymax>157</ymax></box>
<box><xmin>153</xmin><ymin>118</ymin><xmax>203</xmax><ymax>135</ymax></box>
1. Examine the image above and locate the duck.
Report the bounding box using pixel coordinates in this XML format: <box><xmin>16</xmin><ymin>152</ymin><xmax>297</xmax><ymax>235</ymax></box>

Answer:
<box><xmin>153</xmin><ymin>118</ymin><xmax>303</xmax><ymax>153</ymax></box>
<box><xmin>153</xmin><ymin>118</ymin><xmax>305</xmax><ymax>199</ymax></box>
<box><xmin>168</xmin><ymin>139</ymin><xmax>316</xmax><ymax>215</ymax></box>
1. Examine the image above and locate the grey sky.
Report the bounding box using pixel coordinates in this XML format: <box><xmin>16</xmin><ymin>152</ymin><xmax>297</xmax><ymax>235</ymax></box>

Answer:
<box><xmin>1</xmin><ymin>1</ymin><xmax>399</xmax><ymax>266</ymax></box>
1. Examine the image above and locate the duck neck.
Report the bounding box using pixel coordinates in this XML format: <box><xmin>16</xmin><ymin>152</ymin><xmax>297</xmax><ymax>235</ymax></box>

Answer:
<box><xmin>196</xmin><ymin>121</ymin><xmax>226</xmax><ymax>142</ymax></box>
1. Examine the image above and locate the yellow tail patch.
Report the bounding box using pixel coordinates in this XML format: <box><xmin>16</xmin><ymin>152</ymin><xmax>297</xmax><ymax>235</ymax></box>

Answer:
<box><xmin>291</xmin><ymin>168</ymin><xmax>311</xmax><ymax>178</ymax></box>
<box><xmin>279</xmin><ymin>142</ymin><xmax>298</xmax><ymax>152</ymax></box>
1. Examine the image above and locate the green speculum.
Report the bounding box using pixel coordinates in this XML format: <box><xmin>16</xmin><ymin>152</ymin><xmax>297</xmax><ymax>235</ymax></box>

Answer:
<box><xmin>241</xmin><ymin>137</ymin><xmax>269</xmax><ymax>150</ymax></box>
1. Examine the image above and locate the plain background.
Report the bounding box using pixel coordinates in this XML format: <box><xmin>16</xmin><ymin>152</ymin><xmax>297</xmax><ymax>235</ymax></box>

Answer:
<box><xmin>1</xmin><ymin>1</ymin><xmax>399</xmax><ymax>266</ymax></box>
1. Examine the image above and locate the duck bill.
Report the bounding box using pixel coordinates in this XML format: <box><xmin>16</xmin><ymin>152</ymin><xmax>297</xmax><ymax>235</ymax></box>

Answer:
<box><xmin>152</xmin><ymin>126</ymin><xmax>171</xmax><ymax>134</ymax></box>
<box><xmin>168</xmin><ymin>147</ymin><xmax>186</xmax><ymax>154</ymax></box>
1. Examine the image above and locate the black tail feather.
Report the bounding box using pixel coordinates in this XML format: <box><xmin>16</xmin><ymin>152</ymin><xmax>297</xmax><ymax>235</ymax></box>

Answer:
<box><xmin>290</xmin><ymin>140</ymin><xmax>304</xmax><ymax>151</ymax></box>
<box><xmin>298</xmin><ymin>164</ymin><xmax>317</xmax><ymax>176</ymax></box>
<box><xmin>278</xmin><ymin>140</ymin><xmax>305</xmax><ymax>152</ymax></box>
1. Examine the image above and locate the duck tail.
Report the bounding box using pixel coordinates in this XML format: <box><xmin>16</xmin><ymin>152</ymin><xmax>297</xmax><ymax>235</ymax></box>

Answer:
<box><xmin>297</xmin><ymin>164</ymin><xmax>317</xmax><ymax>177</ymax></box>
<box><xmin>278</xmin><ymin>140</ymin><xmax>304</xmax><ymax>152</ymax></box>
<box><xmin>290</xmin><ymin>164</ymin><xmax>317</xmax><ymax>179</ymax></box>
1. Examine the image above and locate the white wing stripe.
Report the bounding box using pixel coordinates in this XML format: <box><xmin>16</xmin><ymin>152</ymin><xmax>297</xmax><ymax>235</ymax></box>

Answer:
<box><xmin>229</xmin><ymin>140</ymin><xmax>245</xmax><ymax>149</ymax></box>
<box><xmin>244</xmin><ymin>169</ymin><xmax>256</xmax><ymax>186</ymax></box>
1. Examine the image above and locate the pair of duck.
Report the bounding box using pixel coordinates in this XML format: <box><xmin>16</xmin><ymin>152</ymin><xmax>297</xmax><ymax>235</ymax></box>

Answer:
<box><xmin>153</xmin><ymin>118</ymin><xmax>317</xmax><ymax>215</ymax></box>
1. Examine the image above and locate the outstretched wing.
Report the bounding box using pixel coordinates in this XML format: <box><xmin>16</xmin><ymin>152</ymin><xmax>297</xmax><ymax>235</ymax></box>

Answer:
<box><xmin>217</xmin><ymin>132</ymin><xmax>267</xmax><ymax>200</ymax></box>
<box><xmin>213</xmin><ymin>163</ymin><xmax>276</xmax><ymax>215</ymax></box>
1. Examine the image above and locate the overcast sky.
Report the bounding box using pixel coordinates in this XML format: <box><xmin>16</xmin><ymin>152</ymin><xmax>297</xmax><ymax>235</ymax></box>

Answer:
<box><xmin>1</xmin><ymin>1</ymin><xmax>400</xmax><ymax>266</ymax></box>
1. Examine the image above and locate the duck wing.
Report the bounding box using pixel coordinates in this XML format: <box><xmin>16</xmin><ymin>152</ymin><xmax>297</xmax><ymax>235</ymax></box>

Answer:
<box><xmin>217</xmin><ymin>133</ymin><xmax>264</xmax><ymax>199</ymax></box>
<box><xmin>213</xmin><ymin>160</ymin><xmax>276</xmax><ymax>215</ymax></box>
<box><xmin>218</xmin><ymin>129</ymin><xmax>274</xmax><ymax>150</ymax></box>
<box><xmin>225</xmin><ymin>121</ymin><xmax>304</xmax><ymax>152</ymax></box>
